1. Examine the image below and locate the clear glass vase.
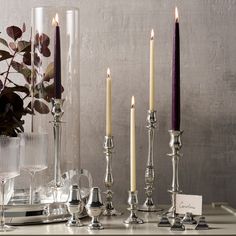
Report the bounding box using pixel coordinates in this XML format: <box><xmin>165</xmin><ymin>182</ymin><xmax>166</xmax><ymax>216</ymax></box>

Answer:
<box><xmin>30</xmin><ymin>6</ymin><xmax>80</xmax><ymax>189</ymax></box>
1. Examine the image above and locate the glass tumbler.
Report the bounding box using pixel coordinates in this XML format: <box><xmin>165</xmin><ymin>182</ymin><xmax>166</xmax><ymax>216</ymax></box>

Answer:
<box><xmin>19</xmin><ymin>132</ymin><xmax>48</xmax><ymax>204</ymax></box>
<box><xmin>0</xmin><ymin>137</ymin><xmax>20</xmax><ymax>232</ymax></box>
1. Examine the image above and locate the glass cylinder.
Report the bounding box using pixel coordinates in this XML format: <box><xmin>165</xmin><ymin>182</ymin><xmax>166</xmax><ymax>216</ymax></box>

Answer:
<box><xmin>30</xmin><ymin>7</ymin><xmax>80</xmax><ymax>186</ymax></box>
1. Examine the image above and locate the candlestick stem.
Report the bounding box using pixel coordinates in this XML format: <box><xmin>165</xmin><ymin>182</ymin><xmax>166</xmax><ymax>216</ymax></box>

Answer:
<box><xmin>139</xmin><ymin>110</ymin><xmax>161</xmax><ymax>212</ymax></box>
<box><xmin>103</xmin><ymin>136</ymin><xmax>122</xmax><ymax>216</ymax></box>
<box><xmin>167</xmin><ymin>130</ymin><xmax>183</xmax><ymax>218</ymax></box>
<box><xmin>51</xmin><ymin>98</ymin><xmax>64</xmax><ymax>202</ymax></box>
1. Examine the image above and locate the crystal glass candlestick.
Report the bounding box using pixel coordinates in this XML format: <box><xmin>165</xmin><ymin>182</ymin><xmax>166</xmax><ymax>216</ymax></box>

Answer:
<box><xmin>31</xmin><ymin>7</ymin><xmax>80</xmax><ymax>193</ymax></box>
<box><xmin>167</xmin><ymin>130</ymin><xmax>183</xmax><ymax>218</ymax></box>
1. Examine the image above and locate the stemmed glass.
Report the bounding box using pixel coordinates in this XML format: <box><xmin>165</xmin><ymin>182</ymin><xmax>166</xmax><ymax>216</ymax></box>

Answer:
<box><xmin>19</xmin><ymin>132</ymin><xmax>48</xmax><ymax>204</ymax></box>
<box><xmin>0</xmin><ymin>136</ymin><xmax>20</xmax><ymax>232</ymax></box>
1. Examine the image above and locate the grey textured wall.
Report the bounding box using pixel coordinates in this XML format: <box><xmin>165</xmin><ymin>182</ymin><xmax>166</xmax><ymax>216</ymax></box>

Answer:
<box><xmin>1</xmin><ymin>0</ymin><xmax>236</xmax><ymax>207</ymax></box>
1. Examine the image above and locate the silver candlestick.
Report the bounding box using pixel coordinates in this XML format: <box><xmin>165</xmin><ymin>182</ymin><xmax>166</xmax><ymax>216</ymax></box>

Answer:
<box><xmin>51</xmin><ymin>98</ymin><xmax>65</xmax><ymax>202</ymax></box>
<box><xmin>124</xmin><ymin>191</ymin><xmax>144</xmax><ymax>224</ymax></box>
<box><xmin>103</xmin><ymin>136</ymin><xmax>122</xmax><ymax>216</ymax></box>
<box><xmin>139</xmin><ymin>110</ymin><xmax>160</xmax><ymax>212</ymax></box>
<box><xmin>167</xmin><ymin>130</ymin><xmax>183</xmax><ymax>218</ymax></box>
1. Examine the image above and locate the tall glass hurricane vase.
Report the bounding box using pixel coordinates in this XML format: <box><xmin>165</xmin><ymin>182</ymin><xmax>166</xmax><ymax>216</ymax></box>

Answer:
<box><xmin>31</xmin><ymin>7</ymin><xmax>80</xmax><ymax>187</ymax></box>
<box><xmin>0</xmin><ymin>137</ymin><xmax>20</xmax><ymax>232</ymax></box>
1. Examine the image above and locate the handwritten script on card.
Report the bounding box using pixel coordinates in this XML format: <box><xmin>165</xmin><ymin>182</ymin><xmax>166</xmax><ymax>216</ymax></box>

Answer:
<box><xmin>176</xmin><ymin>194</ymin><xmax>202</xmax><ymax>215</ymax></box>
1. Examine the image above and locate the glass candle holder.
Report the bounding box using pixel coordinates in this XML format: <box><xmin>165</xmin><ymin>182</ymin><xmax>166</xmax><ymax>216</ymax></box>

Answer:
<box><xmin>30</xmin><ymin>7</ymin><xmax>80</xmax><ymax>187</ymax></box>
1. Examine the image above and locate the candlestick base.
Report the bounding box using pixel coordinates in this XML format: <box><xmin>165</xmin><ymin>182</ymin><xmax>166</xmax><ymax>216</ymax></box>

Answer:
<box><xmin>124</xmin><ymin>191</ymin><xmax>144</xmax><ymax>224</ymax></box>
<box><xmin>139</xmin><ymin>200</ymin><xmax>162</xmax><ymax>212</ymax></box>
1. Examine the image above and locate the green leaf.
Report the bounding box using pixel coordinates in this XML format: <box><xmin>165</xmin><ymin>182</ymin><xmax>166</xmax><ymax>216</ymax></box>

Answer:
<box><xmin>0</xmin><ymin>38</ymin><xmax>8</xmax><ymax>48</ymax></box>
<box><xmin>18</xmin><ymin>40</ymin><xmax>31</xmax><ymax>52</ymax></box>
<box><xmin>0</xmin><ymin>50</ymin><xmax>13</xmax><ymax>61</ymax></box>
<box><xmin>44</xmin><ymin>62</ymin><xmax>54</xmax><ymax>81</ymax></box>
<box><xmin>33</xmin><ymin>99</ymin><xmax>50</xmax><ymax>114</ymax></box>
<box><xmin>6</xmin><ymin>26</ymin><xmax>22</xmax><ymax>41</ymax></box>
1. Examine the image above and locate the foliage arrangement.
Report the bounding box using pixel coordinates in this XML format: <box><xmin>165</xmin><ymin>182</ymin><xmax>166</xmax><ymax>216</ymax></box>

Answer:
<box><xmin>0</xmin><ymin>24</ymin><xmax>57</xmax><ymax>137</ymax></box>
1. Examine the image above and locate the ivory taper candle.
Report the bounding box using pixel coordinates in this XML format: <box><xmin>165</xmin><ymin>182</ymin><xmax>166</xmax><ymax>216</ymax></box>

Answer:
<box><xmin>130</xmin><ymin>96</ymin><xmax>136</xmax><ymax>192</ymax></box>
<box><xmin>149</xmin><ymin>29</ymin><xmax>155</xmax><ymax>111</ymax></box>
<box><xmin>106</xmin><ymin>68</ymin><xmax>112</xmax><ymax>136</ymax></box>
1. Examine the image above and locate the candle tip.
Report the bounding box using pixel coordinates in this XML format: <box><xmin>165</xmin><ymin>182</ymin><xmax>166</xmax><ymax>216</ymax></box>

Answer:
<box><xmin>131</xmin><ymin>96</ymin><xmax>135</xmax><ymax>108</ymax></box>
<box><xmin>151</xmin><ymin>29</ymin><xmax>154</xmax><ymax>40</ymax></box>
<box><xmin>107</xmin><ymin>68</ymin><xmax>111</xmax><ymax>77</ymax></box>
<box><xmin>52</xmin><ymin>13</ymin><xmax>59</xmax><ymax>26</ymax></box>
<box><xmin>175</xmin><ymin>7</ymin><xmax>179</xmax><ymax>22</ymax></box>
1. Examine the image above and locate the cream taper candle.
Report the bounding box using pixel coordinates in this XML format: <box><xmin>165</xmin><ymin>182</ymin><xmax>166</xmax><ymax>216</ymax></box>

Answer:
<box><xmin>106</xmin><ymin>68</ymin><xmax>112</xmax><ymax>136</ymax></box>
<box><xmin>130</xmin><ymin>96</ymin><xmax>136</xmax><ymax>192</ymax></box>
<box><xmin>149</xmin><ymin>29</ymin><xmax>155</xmax><ymax>111</ymax></box>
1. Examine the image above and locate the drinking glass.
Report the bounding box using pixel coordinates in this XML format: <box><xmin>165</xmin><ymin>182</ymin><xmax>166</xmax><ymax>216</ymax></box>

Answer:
<box><xmin>0</xmin><ymin>137</ymin><xmax>20</xmax><ymax>232</ymax></box>
<box><xmin>19</xmin><ymin>132</ymin><xmax>48</xmax><ymax>204</ymax></box>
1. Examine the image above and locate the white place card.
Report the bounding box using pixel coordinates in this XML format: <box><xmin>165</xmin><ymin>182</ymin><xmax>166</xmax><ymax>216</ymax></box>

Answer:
<box><xmin>176</xmin><ymin>194</ymin><xmax>202</xmax><ymax>215</ymax></box>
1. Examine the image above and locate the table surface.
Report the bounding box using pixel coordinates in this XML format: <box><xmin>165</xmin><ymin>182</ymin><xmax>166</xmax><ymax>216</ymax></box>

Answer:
<box><xmin>3</xmin><ymin>204</ymin><xmax>236</xmax><ymax>235</ymax></box>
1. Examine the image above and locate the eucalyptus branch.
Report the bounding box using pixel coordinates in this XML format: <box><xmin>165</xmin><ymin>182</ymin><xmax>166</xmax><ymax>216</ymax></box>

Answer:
<box><xmin>3</xmin><ymin>50</ymin><xmax>17</xmax><ymax>89</ymax></box>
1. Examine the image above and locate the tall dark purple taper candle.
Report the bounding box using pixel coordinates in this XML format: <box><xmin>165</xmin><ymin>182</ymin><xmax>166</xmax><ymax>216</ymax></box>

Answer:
<box><xmin>53</xmin><ymin>14</ymin><xmax>62</xmax><ymax>99</ymax></box>
<box><xmin>172</xmin><ymin>7</ymin><xmax>180</xmax><ymax>130</ymax></box>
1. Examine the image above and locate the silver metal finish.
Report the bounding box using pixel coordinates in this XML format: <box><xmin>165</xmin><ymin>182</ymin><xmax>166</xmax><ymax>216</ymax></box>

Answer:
<box><xmin>167</xmin><ymin>130</ymin><xmax>183</xmax><ymax>218</ymax></box>
<box><xmin>3</xmin><ymin>202</ymin><xmax>88</xmax><ymax>225</ymax></box>
<box><xmin>103</xmin><ymin>136</ymin><xmax>122</xmax><ymax>216</ymax></box>
<box><xmin>182</xmin><ymin>212</ymin><xmax>197</xmax><ymax>225</ymax></box>
<box><xmin>170</xmin><ymin>217</ymin><xmax>185</xmax><ymax>231</ymax></box>
<box><xmin>139</xmin><ymin>110</ymin><xmax>161</xmax><ymax>212</ymax></box>
<box><xmin>51</xmin><ymin>98</ymin><xmax>65</xmax><ymax>202</ymax></box>
<box><xmin>195</xmin><ymin>216</ymin><xmax>209</xmax><ymax>230</ymax></box>
<box><xmin>66</xmin><ymin>185</ymin><xmax>84</xmax><ymax>227</ymax></box>
<box><xmin>124</xmin><ymin>191</ymin><xmax>144</xmax><ymax>224</ymax></box>
<box><xmin>158</xmin><ymin>215</ymin><xmax>171</xmax><ymax>227</ymax></box>
<box><xmin>85</xmin><ymin>187</ymin><xmax>104</xmax><ymax>230</ymax></box>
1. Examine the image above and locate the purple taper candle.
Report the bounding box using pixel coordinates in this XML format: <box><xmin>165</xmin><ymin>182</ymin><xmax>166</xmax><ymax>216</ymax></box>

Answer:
<box><xmin>172</xmin><ymin>7</ymin><xmax>180</xmax><ymax>130</ymax></box>
<box><xmin>53</xmin><ymin>13</ymin><xmax>62</xmax><ymax>99</ymax></box>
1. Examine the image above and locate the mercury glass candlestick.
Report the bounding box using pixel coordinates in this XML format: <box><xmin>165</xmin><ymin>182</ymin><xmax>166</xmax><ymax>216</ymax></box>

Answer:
<box><xmin>167</xmin><ymin>130</ymin><xmax>183</xmax><ymax>218</ymax></box>
<box><xmin>51</xmin><ymin>98</ymin><xmax>65</xmax><ymax>201</ymax></box>
<box><xmin>103</xmin><ymin>136</ymin><xmax>122</xmax><ymax>216</ymax></box>
<box><xmin>139</xmin><ymin>110</ymin><xmax>160</xmax><ymax>212</ymax></box>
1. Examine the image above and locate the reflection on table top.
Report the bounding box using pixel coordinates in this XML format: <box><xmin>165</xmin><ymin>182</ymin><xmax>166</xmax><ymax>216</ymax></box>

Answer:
<box><xmin>3</xmin><ymin>204</ymin><xmax>236</xmax><ymax>235</ymax></box>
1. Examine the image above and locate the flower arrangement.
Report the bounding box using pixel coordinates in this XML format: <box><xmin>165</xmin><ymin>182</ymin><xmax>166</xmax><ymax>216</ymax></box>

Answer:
<box><xmin>0</xmin><ymin>24</ymin><xmax>58</xmax><ymax>136</ymax></box>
